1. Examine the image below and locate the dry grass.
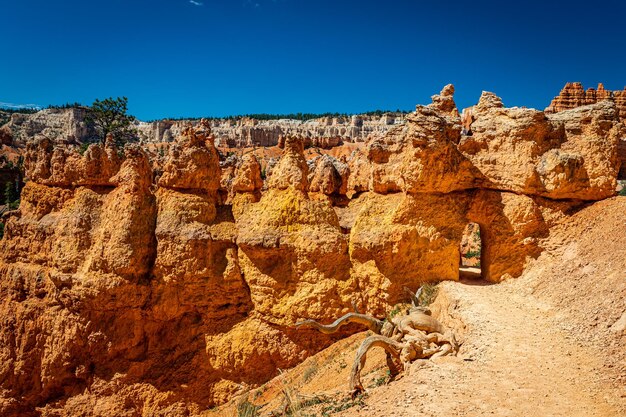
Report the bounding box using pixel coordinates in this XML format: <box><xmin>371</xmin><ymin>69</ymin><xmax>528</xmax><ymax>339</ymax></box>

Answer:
<box><xmin>236</xmin><ymin>396</ymin><xmax>259</xmax><ymax>417</ymax></box>
<box><xmin>418</xmin><ymin>283</ymin><xmax>438</xmax><ymax>306</ymax></box>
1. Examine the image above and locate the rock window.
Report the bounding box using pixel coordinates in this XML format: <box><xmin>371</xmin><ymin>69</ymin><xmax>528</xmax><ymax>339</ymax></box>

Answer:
<box><xmin>460</xmin><ymin>222</ymin><xmax>482</xmax><ymax>279</ymax></box>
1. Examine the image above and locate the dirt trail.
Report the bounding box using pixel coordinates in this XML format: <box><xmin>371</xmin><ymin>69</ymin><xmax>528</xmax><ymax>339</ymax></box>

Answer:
<box><xmin>340</xmin><ymin>279</ymin><xmax>621</xmax><ymax>417</ymax></box>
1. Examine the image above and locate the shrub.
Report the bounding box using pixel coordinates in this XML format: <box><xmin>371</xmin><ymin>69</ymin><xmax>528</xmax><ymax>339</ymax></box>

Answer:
<box><xmin>78</xmin><ymin>142</ymin><xmax>90</xmax><ymax>155</ymax></box>
<box><xmin>418</xmin><ymin>283</ymin><xmax>438</xmax><ymax>306</ymax></box>
<box><xmin>237</xmin><ymin>399</ymin><xmax>259</xmax><ymax>417</ymax></box>
<box><xmin>303</xmin><ymin>361</ymin><xmax>318</xmax><ymax>382</ymax></box>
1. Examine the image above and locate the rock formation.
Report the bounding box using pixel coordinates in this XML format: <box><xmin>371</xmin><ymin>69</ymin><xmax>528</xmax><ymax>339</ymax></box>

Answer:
<box><xmin>1</xmin><ymin>108</ymin><xmax>91</xmax><ymax>147</ymax></box>
<box><xmin>0</xmin><ymin>86</ymin><xmax>623</xmax><ymax>416</ymax></box>
<box><xmin>2</xmin><ymin>109</ymin><xmax>405</xmax><ymax>149</ymax></box>
<box><xmin>461</xmin><ymin>92</ymin><xmax>622</xmax><ymax>199</ymax></box>
<box><xmin>460</xmin><ymin>222</ymin><xmax>481</xmax><ymax>267</ymax></box>
<box><xmin>208</xmin><ymin>115</ymin><xmax>404</xmax><ymax>148</ymax></box>
<box><xmin>308</xmin><ymin>154</ymin><xmax>348</xmax><ymax>196</ymax></box>
<box><xmin>229</xmin><ymin>153</ymin><xmax>264</xmax><ymax>219</ymax></box>
<box><xmin>545</xmin><ymin>82</ymin><xmax>626</xmax><ymax>180</ymax></box>
<box><xmin>545</xmin><ymin>82</ymin><xmax>626</xmax><ymax>116</ymax></box>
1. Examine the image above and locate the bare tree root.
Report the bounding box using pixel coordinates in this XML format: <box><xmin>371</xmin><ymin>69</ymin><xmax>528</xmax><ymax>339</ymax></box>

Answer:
<box><xmin>294</xmin><ymin>285</ymin><xmax>460</xmax><ymax>395</ymax></box>
<box><xmin>395</xmin><ymin>311</ymin><xmax>446</xmax><ymax>334</ymax></box>
<box><xmin>430</xmin><ymin>343</ymin><xmax>454</xmax><ymax>359</ymax></box>
<box><xmin>404</xmin><ymin>286</ymin><xmax>422</xmax><ymax>307</ymax></box>
<box><xmin>295</xmin><ymin>313</ymin><xmax>384</xmax><ymax>335</ymax></box>
<box><xmin>350</xmin><ymin>335</ymin><xmax>406</xmax><ymax>397</ymax></box>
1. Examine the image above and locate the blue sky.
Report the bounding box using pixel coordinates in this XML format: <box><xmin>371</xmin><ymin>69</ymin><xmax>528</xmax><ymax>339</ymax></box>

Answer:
<box><xmin>1</xmin><ymin>0</ymin><xmax>625</xmax><ymax>120</ymax></box>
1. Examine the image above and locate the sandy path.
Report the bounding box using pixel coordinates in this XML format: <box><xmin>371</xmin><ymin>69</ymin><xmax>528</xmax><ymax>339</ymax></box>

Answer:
<box><xmin>340</xmin><ymin>280</ymin><xmax>622</xmax><ymax>417</ymax></box>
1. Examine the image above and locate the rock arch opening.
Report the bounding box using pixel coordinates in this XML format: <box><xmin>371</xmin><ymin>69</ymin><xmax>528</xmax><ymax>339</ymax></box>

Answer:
<box><xmin>459</xmin><ymin>222</ymin><xmax>482</xmax><ymax>279</ymax></box>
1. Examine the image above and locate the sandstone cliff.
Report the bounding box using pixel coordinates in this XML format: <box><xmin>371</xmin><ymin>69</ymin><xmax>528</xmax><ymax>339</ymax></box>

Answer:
<box><xmin>1</xmin><ymin>108</ymin><xmax>90</xmax><ymax>147</ymax></box>
<box><xmin>0</xmin><ymin>85</ymin><xmax>623</xmax><ymax>416</ymax></box>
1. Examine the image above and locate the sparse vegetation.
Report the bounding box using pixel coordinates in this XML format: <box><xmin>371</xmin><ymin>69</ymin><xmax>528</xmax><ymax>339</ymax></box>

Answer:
<box><xmin>302</xmin><ymin>360</ymin><xmax>318</xmax><ymax>383</ymax></box>
<box><xmin>0</xmin><ymin>155</ymin><xmax>24</xmax><ymax>176</ymax></box>
<box><xmin>46</xmin><ymin>102</ymin><xmax>84</xmax><ymax>110</ymax></box>
<box><xmin>4</xmin><ymin>181</ymin><xmax>20</xmax><ymax>210</ymax></box>
<box><xmin>78</xmin><ymin>142</ymin><xmax>90</xmax><ymax>155</ymax></box>
<box><xmin>363</xmin><ymin>109</ymin><xmax>410</xmax><ymax>117</ymax></box>
<box><xmin>148</xmin><ymin>109</ymin><xmax>411</xmax><ymax>123</ymax></box>
<box><xmin>320</xmin><ymin>393</ymin><xmax>367</xmax><ymax>416</ymax></box>
<box><xmin>370</xmin><ymin>373</ymin><xmax>389</xmax><ymax>388</ymax></box>
<box><xmin>236</xmin><ymin>398</ymin><xmax>259</xmax><ymax>417</ymax></box>
<box><xmin>418</xmin><ymin>283</ymin><xmax>438</xmax><ymax>306</ymax></box>
<box><xmin>0</xmin><ymin>107</ymin><xmax>39</xmax><ymax>115</ymax></box>
<box><xmin>388</xmin><ymin>303</ymin><xmax>407</xmax><ymax>319</ymax></box>
<box><xmin>278</xmin><ymin>377</ymin><xmax>303</xmax><ymax>416</ymax></box>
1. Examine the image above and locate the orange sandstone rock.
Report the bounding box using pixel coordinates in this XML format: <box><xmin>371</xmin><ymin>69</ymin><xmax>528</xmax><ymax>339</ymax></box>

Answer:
<box><xmin>545</xmin><ymin>82</ymin><xmax>626</xmax><ymax>116</ymax></box>
<box><xmin>460</xmin><ymin>92</ymin><xmax>622</xmax><ymax>200</ymax></box>
<box><xmin>158</xmin><ymin>120</ymin><xmax>221</xmax><ymax>192</ymax></box>
<box><xmin>309</xmin><ymin>154</ymin><xmax>343</xmax><ymax>195</ymax></box>
<box><xmin>267</xmin><ymin>136</ymin><xmax>309</xmax><ymax>191</ymax></box>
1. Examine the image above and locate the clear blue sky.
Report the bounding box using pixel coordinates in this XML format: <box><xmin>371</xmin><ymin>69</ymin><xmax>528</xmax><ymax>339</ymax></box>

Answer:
<box><xmin>1</xmin><ymin>0</ymin><xmax>625</xmax><ymax>120</ymax></box>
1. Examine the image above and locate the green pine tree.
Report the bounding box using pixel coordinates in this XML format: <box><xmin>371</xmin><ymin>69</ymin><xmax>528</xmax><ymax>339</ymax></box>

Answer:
<box><xmin>84</xmin><ymin>97</ymin><xmax>138</xmax><ymax>147</ymax></box>
<box><xmin>4</xmin><ymin>181</ymin><xmax>17</xmax><ymax>206</ymax></box>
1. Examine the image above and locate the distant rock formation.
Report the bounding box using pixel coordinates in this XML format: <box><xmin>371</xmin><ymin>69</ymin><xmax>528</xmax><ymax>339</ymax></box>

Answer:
<box><xmin>1</xmin><ymin>109</ymin><xmax>405</xmax><ymax>149</ymax></box>
<box><xmin>2</xmin><ymin>108</ymin><xmax>90</xmax><ymax>146</ymax></box>
<box><xmin>139</xmin><ymin>115</ymin><xmax>405</xmax><ymax>149</ymax></box>
<box><xmin>545</xmin><ymin>82</ymin><xmax>626</xmax><ymax>117</ymax></box>
<box><xmin>545</xmin><ymin>82</ymin><xmax>626</xmax><ymax>179</ymax></box>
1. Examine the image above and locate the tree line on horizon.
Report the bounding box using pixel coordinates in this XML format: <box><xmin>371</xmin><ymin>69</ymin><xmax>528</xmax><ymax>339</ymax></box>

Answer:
<box><xmin>157</xmin><ymin>109</ymin><xmax>411</xmax><ymax>123</ymax></box>
<box><xmin>1</xmin><ymin>102</ymin><xmax>411</xmax><ymax>123</ymax></box>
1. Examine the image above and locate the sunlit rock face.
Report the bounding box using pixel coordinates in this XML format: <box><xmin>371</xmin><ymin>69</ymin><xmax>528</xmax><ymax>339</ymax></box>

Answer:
<box><xmin>545</xmin><ymin>82</ymin><xmax>626</xmax><ymax>179</ymax></box>
<box><xmin>545</xmin><ymin>82</ymin><xmax>626</xmax><ymax>116</ymax></box>
<box><xmin>0</xmin><ymin>84</ymin><xmax>622</xmax><ymax>415</ymax></box>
